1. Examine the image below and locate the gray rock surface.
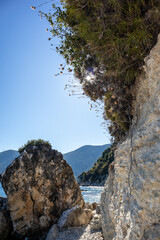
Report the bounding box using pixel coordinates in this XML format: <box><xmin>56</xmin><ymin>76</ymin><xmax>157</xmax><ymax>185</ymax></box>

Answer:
<box><xmin>46</xmin><ymin>224</ymin><xmax>59</xmax><ymax>240</ymax></box>
<box><xmin>101</xmin><ymin>35</ymin><xmax>160</xmax><ymax>239</ymax></box>
<box><xmin>0</xmin><ymin>197</ymin><xmax>12</xmax><ymax>240</ymax></box>
<box><xmin>1</xmin><ymin>144</ymin><xmax>84</xmax><ymax>237</ymax></box>
<box><xmin>58</xmin><ymin>205</ymin><xmax>92</xmax><ymax>229</ymax></box>
<box><xmin>55</xmin><ymin>225</ymin><xmax>103</xmax><ymax>240</ymax></box>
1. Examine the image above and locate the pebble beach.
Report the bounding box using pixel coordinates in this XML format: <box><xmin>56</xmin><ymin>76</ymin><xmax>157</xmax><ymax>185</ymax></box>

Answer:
<box><xmin>55</xmin><ymin>225</ymin><xmax>103</xmax><ymax>240</ymax></box>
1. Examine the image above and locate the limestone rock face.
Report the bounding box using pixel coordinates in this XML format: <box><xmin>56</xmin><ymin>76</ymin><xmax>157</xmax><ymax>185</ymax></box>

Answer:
<box><xmin>101</xmin><ymin>35</ymin><xmax>160</xmax><ymax>239</ymax></box>
<box><xmin>1</xmin><ymin>144</ymin><xmax>84</xmax><ymax>237</ymax></box>
<box><xmin>0</xmin><ymin>197</ymin><xmax>12</xmax><ymax>240</ymax></box>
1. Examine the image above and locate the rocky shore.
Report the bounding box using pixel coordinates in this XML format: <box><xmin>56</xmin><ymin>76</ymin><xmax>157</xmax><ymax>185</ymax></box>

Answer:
<box><xmin>79</xmin><ymin>180</ymin><xmax>106</xmax><ymax>187</ymax></box>
<box><xmin>46</xmin><ymin>204</ymin><xmax>103</xmax><ymax>240</ymax></box>
<box><xmin>54</xmin><ymin>225</ymin><xmax>103</xmax><ymax>240</ymax></box>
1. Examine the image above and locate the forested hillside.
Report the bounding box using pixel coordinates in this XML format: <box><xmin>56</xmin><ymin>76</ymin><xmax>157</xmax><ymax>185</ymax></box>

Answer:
<box><xmin>63</xmin><ymin>144</ymin><xmax>110</xmax><ymax>176</ymax></box>
<box><xmin>77</xmin><ymin>146</ymin><xmax>114</xmax><ymax>186</ymax></box>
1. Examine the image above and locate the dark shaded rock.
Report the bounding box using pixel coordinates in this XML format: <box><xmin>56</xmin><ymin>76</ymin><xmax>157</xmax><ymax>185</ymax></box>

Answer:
<box><xmin>142</xmin><ymin>224</ymin><xmax>160</xmax><ymax>240</ymax></box>
<box><xmin>0</xmin><ymin>197</ymin><xmax>13</xmax><ymax>240</ymax></box>
<box><xmin>96</xmin><ymin>205</ymin><xmax>101</xmax><ymax>214</ymax></box>
<box><xmin>0</xmin><ymin>197</ymin><xmax>7</xmax><ymax>209</ymax></box>
<box><xmin>46</xmin><ymin>224</ymin><xmax>59</xmax><ymax>240</ymax></box>
<box><xmin>1</xmin><ymin>144</ymin><xmax>84</xmax><ymax>237</ymax></box>
<box><xmin>92</xmin><ymin>202</ymin><xmax>98</xmax><ymax>210</ymax></box>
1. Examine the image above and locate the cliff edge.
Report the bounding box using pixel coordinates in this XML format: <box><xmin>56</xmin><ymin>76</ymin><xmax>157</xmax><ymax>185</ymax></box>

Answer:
<box><xmin>100</xmin><ymin>35</ymin><xmax>160</xmax><ymax>240</ymax></box>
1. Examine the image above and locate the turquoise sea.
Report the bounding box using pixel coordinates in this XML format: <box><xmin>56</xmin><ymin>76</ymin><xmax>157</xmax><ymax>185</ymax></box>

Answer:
<box><xmin>0</xmin><ymin>184</ymin><xmax>103</xmax><ymax>203</ymax></box>
<box><xmin>80</xmin><ymin>186</ymin><xmax>104</xmax><ymax>203</ymax></box>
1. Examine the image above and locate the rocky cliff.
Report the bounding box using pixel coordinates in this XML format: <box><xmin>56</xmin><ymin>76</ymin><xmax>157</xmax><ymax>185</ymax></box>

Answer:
<box><xmin>101</xmin><ymin>35</ymin><xmax>160</xmax><ymax>240</ymax></box>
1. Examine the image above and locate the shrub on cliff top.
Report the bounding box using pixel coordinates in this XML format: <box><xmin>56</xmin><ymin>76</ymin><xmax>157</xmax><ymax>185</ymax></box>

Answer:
<box><xmin>18</xmin><ymin>139</ymin><xmax>52</xmax><ymax>153</ymax></box>
<box><xmin>39</xmin><ymin>0</ymin><xmax>160</xmax><ymax>141</ymax></box>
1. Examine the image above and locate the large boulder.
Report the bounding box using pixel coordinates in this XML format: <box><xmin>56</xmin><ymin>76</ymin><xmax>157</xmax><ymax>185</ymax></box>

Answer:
<box><xmin>0</xmin><ymin>197</ymin><xmax>13</xmax><ymax>240</ymax></box>
<box><xmin>1</xmin><ymin>144</ymin><xmax>84</xmax><ymax>237</ymax></box>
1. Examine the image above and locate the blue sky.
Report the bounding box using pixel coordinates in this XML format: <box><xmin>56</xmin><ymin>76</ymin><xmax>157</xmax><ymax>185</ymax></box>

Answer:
<box><xmin>0</xmin><ymin>0</ymin><xmax>110</xmax><ymax>153</ymax></box>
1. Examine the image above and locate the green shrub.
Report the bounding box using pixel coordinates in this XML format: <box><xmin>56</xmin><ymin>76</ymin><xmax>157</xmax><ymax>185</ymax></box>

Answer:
<box><xmin>18</xmin><ymin>139</ymin><xmax>52</xmax><ymax>153</ymax></box>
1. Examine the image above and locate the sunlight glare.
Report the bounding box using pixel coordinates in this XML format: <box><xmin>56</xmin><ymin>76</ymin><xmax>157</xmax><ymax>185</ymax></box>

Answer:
<box><xmin>86</xmin><ymin>75</ymin><xmax>92</xmax><ymax>81</ymax></box>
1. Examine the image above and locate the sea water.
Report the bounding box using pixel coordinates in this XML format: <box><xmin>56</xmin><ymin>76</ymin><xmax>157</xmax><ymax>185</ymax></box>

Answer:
<box><xmin>80</xmin><ymin>186</ymin><xmax>104</xmax><ymax>203</ymax></box>
<box><xmin>0</xmin><ymin>183</ymin><xmax>104</xmax><ymax>203</ymax></box>
<box><xmin>0</xmin><ymin>183</ymin><xmax>6</xmax><ymax>197</ymax></box>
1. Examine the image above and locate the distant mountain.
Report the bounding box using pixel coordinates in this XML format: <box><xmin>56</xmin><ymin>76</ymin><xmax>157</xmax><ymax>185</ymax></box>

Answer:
<box><xmin>0</xmin><ymin>150</ymin><xmax>19</xmax><ymax>173</ymax></box>
<box><xmin>0</xmin><ymin>144</ymin><xmax>110</xmax><ymax>177</ymax></box>
<box><xmin>63</xmin><ymin>144</ymin><xmax>110</xmax><ymax>177</ymax></box>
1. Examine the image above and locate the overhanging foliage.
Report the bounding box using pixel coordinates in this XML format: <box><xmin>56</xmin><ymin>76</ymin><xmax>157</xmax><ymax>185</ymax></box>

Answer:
<box><xmin>40</xmin><ymin>0</ymin><xmax>160</xmax><ymax>141</ymax></box>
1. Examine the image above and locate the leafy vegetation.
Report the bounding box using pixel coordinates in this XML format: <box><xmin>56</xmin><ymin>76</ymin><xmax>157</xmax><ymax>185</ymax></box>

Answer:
<box><xmin>78</xmin><ymin>146</ymin><xmax>114</xmax><ymax>185</ymax></box>
<box><xmin>39</xmin><ymin>0</ymin><xmax>160</xmax><ymax>141</ymax></box>
<box><xmin>18</xmin><ymin>139</ymin><xmax>52</xmax><ymax>153</ymax></box>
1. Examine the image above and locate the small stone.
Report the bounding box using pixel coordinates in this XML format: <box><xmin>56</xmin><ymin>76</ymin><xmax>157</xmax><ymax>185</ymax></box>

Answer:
<box><xmin>58</xmin><ymin>205</ymin><xmax>93</xmax><ymax>229</ymax></box>
<box><xmin>84</xmin><ymin>202</ymin><xmax>93</xmax><ymax>210</ymax></box>
<box><xmin>90</xmin><ymin>214</ymin><xmax>102</xmax><ymax>230</ymax></box>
